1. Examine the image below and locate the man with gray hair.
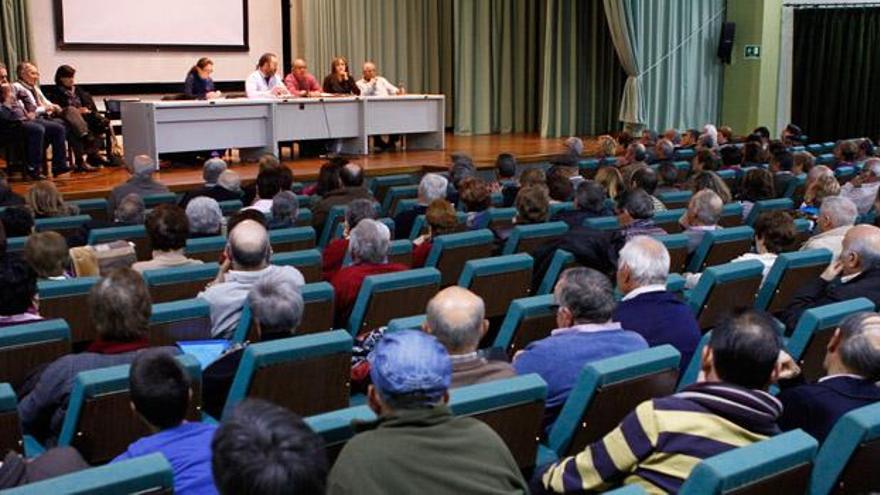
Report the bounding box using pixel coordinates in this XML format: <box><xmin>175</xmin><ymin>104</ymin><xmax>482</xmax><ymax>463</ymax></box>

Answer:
<box><xmin>680</xmin><ymin>189</ymin><xmax>723</xmax><ymax>253</ymax></box>
<box><xmin>179</xmin><ymin>158</ymin><xmax>241</xmax><ymax>207</ymax></box>
<box><xmin>513</xmin><ymin>267</ymin><xmax>648</xmax><ymax>429</ymax></box>
<box><xmin>620</xmin><ymin>142</ymin><xmax>649</xmax><ymax>184</ymax></box>
<box><xmin>114</xmin><ymin>193</ymin><xmax>146</xmax><ymax>225</ymax></box>
<box><xmin>199</xmin><ymin>219</ymin><xmax>304</xmax><ymax>338</ymax></box>
<box><xmin>107</xmin><ymin>154</ymin><xmax>170</xmax><ymax>215</ymax></box>
<box><xmin>217</xmin><ymin>170</ymin><xmax>242</xmax><ymax>196</ymax></box>
<box><xmin>202</xmin><ymin>268</ymin><xmax>306</xmax><ymax>418</ymax></box>
<box><xmin>652</xmin><ymin>138</ymin><xmax>675</xmax><ymax>165</ymax></box>
<box><xmin>801</xmin><ymin>195</ymin><xmax>858</xmax><ymax>259</ymax></box>
<box><xmin>423</xmin><ymin>286</ymin><xmax>515</xmax><ymax>388</ymax></box>
<box><xmin>616</xmin><ymin>189</ymin><xmax>667</xmax><ymax>240</ymax></box>
<box><xmin>330</xmin><ymin>219</ymin><xmax>408</xmax><ymax>329</ymax></box>
<box><xmin>186</xmin><ymin>196</ymin><xmax>224</xmax><ymax>237</ymax></box>
<box><xmin>394</xmin><ymin>173</ymin><xmax>448</xmax><ymax>239</ymax></box>
<box><xmin>778</xmin><ymin>311</ymin><xmax>880</xmax><ymax>441</ymax></box>
<box><xmin>840</xmin><ymin>157</ymin><xmax>880</xmax><ymax>215</ymax></box>
<box><xmin>268</xmin><ymin>191</ymin><xmax>299</xmax><ymax>230</ymax></box>
<box><xmin>613</xmin><ymin>236</ymin><xmax>700</xmax><ymax>372</ymax></box>
<box><xmin>783</xmin><ymin>224</ymin><xmax>880</xmax><ymax>331</ymax></box>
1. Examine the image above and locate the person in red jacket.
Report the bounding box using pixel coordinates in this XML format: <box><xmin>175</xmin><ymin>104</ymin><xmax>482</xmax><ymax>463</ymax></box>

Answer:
<box><xmin>330</xmin><ymin>219</ymin><xmax>407</xmax><ymax>330</ymax></box>
<box><xmin>412</xmin><ymin>199</ymin><xmax>458</xmax><ymax>268</ymax></box>
<box><xmin>322</xmin><ymin>199</ymin><xmax>378</xmax><ymax>281</ymax></box>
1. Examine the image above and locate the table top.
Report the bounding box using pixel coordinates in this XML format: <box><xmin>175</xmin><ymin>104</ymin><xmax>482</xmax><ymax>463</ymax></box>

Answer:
<box><xmin>124</xmin><ymin>94</ymin><xmax>445</xmax><ymax>108</ymax></box>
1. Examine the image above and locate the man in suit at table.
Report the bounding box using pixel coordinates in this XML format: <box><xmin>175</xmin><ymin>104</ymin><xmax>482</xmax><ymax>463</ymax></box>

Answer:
<box><xmin>778</xmin><ymin>311</ymin><xmax>880</xmax><ymax>442</ymax></box>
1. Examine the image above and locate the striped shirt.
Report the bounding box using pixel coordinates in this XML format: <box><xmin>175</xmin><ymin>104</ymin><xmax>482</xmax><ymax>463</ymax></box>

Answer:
<box><xmin>542</xmin><ymin>382</ymin><xmax>782</xmax><ymax>494</ymax></box>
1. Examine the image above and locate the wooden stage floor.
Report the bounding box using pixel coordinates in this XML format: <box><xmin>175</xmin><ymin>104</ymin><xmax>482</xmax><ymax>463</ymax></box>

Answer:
<box><xmin>10</xmin><ymin>132</ymin><xmax>573</xmax><ymax>200</ymax></box>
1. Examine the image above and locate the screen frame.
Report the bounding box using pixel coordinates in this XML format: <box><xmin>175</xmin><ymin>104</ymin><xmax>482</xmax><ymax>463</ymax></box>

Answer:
<box><xmin>53</xmin><ymin>0</ymin><xmax>250</xmax><ymax>51</ymax></box>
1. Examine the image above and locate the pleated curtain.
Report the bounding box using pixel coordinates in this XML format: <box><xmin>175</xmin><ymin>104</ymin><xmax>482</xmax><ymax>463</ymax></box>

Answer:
<box><xmin>0</xmin><ymin>0</ymin><xmax>31</xmax><ymax>70</ymax></box>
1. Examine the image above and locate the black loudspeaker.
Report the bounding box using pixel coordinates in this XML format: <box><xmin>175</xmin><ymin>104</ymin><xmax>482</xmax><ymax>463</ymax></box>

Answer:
<box><xmin>718</xmin><ymin>22</ymin><xmax>736</xmax><ymax>64</ymax></box>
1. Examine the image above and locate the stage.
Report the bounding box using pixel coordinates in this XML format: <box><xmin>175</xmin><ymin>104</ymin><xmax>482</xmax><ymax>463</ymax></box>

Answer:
<box><xmin>9</xmin><ymin>132</ymin><xmax>580</xmax><ymax>201</ymax></box>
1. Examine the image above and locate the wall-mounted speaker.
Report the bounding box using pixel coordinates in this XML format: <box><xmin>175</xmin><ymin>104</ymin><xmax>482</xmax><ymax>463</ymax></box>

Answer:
<box><xmin>718</xmin><ymin>22</ymin><xmax>736</xmax><ymax>64</ymax></box>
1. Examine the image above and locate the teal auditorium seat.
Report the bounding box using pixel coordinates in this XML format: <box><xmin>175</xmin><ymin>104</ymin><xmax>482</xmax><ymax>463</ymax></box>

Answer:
<box><xmin>217</xmin><ymin>199</ymin><xmax>243</xmax><ymax>215</ymax></box>
<box><xmin>148</xmin><ymin>298</ymin><xmax>213</xmax><ymax>346</ymax></box>
<box><xmin>0</xmin><ymin>319</ymin><xmax>71</xmax><ymax>390</ymax></box>
<box><xmin>143</xmin><ymin>262</ymin><xmax>219</xmax><ymax>303</ymax></box>
<box><xmin>787</xmin><ymin>297</ymin><xmax>875</xmax><ymax>382</ymax></box>
<box><xmin>185</xmin><ymin>235</ymin><xmax>226</xmax><ymax>262</ymax></box>
<box><xmin>677</xmin><ymin>331</ymin><xmax>712</xmax><ymax>390</ymax></box>
<box><xmin>754</xmin><ymin>249</ymin><xmax>833</xmax><ymax>313</ymax></box>
<box><xmin>544</xmin><ymin>346</ymin><xmax>681</xmax><ymax>462</ymax></box>
<box><xmin>425</xmin><ymin>230</ymin><xmax>496</xmax><ymax>287</ymax></box>
<box><xmin>809</xmin><ymin>402</ymin><xmax>880</xmax><ymax>495</ymax></box>
<box><xmin>719</xmin><ymin>202</ymin><xmax>744</xmax><ymax>227</ymax></box>
<box><xmin>69</xmin><ymin>198</ymin><xmax>109</xmax><ymax>223</ymax></box>
<box><xmin>141</xmin><ymin>192</ymin><xmax>177</xmax><ymax>208</ymax></box>
<box><xmin>678</xmin><ymin>430</ymin><xmax>817</xmax><ymax>495</ymax></box>
<box><xmin>583</xmin><ymin>216</ymin><xmax>619</xmax><ymax>230</ymax></box>
<box><xmin>394</xmin><ymin>197</ymin><xmax>419</xmax><ymax>217</ymax></box>
<box><xmin>537</xmin><ymin>249</ymin><xmax>575</xmax><ymax>295</ymax></box>
<box><xmin>686</xmin><ymin>225</ymin><xmax>755</xmax><ymax>273</ymax></box>
<box><xmin>549</xmin><ymin>201</ymin><xmax>576</xmax><ymax>217</ymax></box>
<box><xmin>386</xmin><ymin>314</ymin><xmax>426</xmax><ymax>333</ymax></box>
<box><xmin>502</xmin><ymin>221</ymin><xmax>568</xmax><ymax>256</ymax></box>
<box><xmin>222</xmin><ymin>331</ymin><xmax>353</xmax><ymax>420</ymax></box>
<box><xmin>269</xmin><ymin>226</ymin><xmax>316</xmax><ymax>253</ymax></box>
<box><xmin>347</xmin><ymin>267</ymin><xmax>441</xmax><ymax>336</ymax></box>
<box><xmin>272</xmin><ymin>248</ymin><xmax>322</xmax><ymax>282</ymax></box>
<box><xmin>1</xmin><ymin>452</ymin><xmax>174</xmax><ymax>495</ymax></box>
<box><xmin>657</xmin><ymin>190</ymin><xmax>692</xmax><ymax>210</ymax></box>
<box><xmin>369</xmin><ymin>173</ymin><xmax>415</xmax><ymax>205</ymax></box>
<box><xmin>0</xmin><ymin>382</ymin><xmax>23</xmax><ymax>456</ymax></box>
<box><xmin>484</xmin><ymin>206</ymin><xmax>517</xmax><ymax>232</ymax></box>
<box><xmin>783</xmin><ymin>174</ymin><xmax>807</xmax><ymax>199</ymax></box>
<box><xmin>656</xmin><ymin>233</ymin><xmax>690</xmax><ymax>273</ymax></box>
<box><xmin>34</xmin><ymin>214</ymin><xmax>91</xmax><ymax>238</ymax></box>
<box><xmin>306</xmin><ymin>374</ymin><xmax>548</xmax><ymax>470</ymax></box>
<box><xmin>494</xmin><ymin>294</ymin><xmax>556</xmax><ymax>357</ymax></box>
<box><xmin>603</xmin><ymin>486</ymin><xmax>648</xmax><ymax>495</ymax></box>
<box><xmin>687</xmin><ymin>260</ymin><xmax>765</xmax><ymax>332</ymax></box>
<box><xmin>744</xmin><ymin>198</ymin><xmax>794</xmax><ymax>226</ymax></box>
<box><xmin>793</xmin><ymin>217</ymin><xmax>812</xmax><ymax>249</ymax></box>
<box><xmin>381</xmin><ymin>184</ymin><xmax>419</xmax><ymax>217</ymax></box>
<box><xmin>806</xmin><ymin>143</ymin><xmax>824</xmax><ymax>155</ymax></box>
<box><xmin>54</xmin><ymin>355</ymin><xmax>202</xmax><ymax>465</ymax></box>
<box><xmin>653</xmin><ymin>208</ymin><xmax>686</xmax><ymax>234</ymax></box>
<box><xmin>5</xmin><ymin>236</ymin><xmax>26</xmax><ymax>254</ymax></box>
<box><xmin>835</xmin><ymin>166</ymin><xmax>857</xmax><ymax>184</ymax></box>
<box><xmin>294</xmin><ymin>207</ymin><xmax>314</xmax><ymax>226</ymax></box>
<box><xmin>88</xmin><ymin>224</ymin><xmax>150</xmax><ymax>260</ymax></box>
<box><xmin>458</xmin><ymin>254</ymin><xmax>533</xmax><ymax>319</ymax></box>
<box><xmin>38</xmin><ymin>277</ymin><xmax>101</xmax><ymax>345</ymax></box>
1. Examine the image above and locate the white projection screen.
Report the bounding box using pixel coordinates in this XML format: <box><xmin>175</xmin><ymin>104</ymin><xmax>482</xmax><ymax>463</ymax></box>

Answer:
<box><xmin>55</xmin><ymin>0</ymin><xmax>248</xmax><ymax>50</ymax></box>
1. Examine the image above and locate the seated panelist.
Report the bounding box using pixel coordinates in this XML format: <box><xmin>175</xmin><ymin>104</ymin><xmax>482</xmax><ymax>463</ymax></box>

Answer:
<box><xmin>245</xmin><ymin>53</ymin><xmax>289</xmax><ymax>99</ymax></box>
<box><xmin>356</xmin><ymin>62</ymin><xmax>404</xmax><ymax>96</ymax></box>
<box><xmin>322</xmin><ymin>57</ymin><xmax>360</xmax><ymax>96</ymax></box>
<box><xmin>284</xmin><ymin>58</ymin><xmax>322</xmax><ymax>97</ymax></box>
<box><xmin>184</xmin><ymin>57</ymin><xmax>222</xmax><ymax>100</ymax></box>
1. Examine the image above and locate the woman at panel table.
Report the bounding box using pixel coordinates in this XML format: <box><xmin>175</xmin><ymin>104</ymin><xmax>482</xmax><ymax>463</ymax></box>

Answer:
<box><xmin>184</xmin><ymin>57</ymin><xmax>222</xmax><ymax>100</ymax></box>
<box><xmin>322</xmin><ymin>57</ymin><xmax>360</xmax><ymax>96</ymax></box>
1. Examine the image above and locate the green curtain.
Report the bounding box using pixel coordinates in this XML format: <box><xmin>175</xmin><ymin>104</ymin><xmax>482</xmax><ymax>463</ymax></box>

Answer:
<box><xmin>0</xmin><ymin>0</ymin><xmax>31</xmax><ymax>70</ymax></box>
<box><xmin>792</xmin><ymin>7</ymin><xmax>880</xmax><ymax>142</ymax></box>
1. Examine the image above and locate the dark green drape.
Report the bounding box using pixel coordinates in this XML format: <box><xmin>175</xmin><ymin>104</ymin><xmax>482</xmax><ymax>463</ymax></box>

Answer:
<box><xmin>792</xmin><ymin>7</ymin><xmax>880</xmax><ymax>142</ymax></box>
<box><xmin>0</xmin><ymin>0</ymin><xmax>31</xmax><ymax>70</ymax></box>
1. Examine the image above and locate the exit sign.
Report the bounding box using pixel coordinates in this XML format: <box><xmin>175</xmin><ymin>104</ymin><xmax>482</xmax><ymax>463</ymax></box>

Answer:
<box><xmin>744</xmin><ymin>45</ymin><xmax>761</xmax><ymax>59</ymax></box>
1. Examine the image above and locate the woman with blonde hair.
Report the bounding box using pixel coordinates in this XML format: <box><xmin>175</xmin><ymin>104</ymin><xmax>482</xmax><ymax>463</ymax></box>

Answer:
<box><xmin>597</xmin><ymin>135</ymin><xmax>619</xmax><ymax>159</ymax></box>
<box><xmin>690</xmin><ymin>171</ymin><xmax>733</xmax><ymax>204</ymax></box>
<box><xmin>26</xmin><ymin>181</ymin><xmax>79</xmax><ymax>218</ymax></box>
<box><xmin>595</xmin><ymin>166</ymin><xmax>624</xmax><ymax>200</ymax></box>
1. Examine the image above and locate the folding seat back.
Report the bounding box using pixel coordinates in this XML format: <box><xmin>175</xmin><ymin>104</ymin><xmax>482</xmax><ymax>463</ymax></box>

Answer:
<box><xmin>88</xmin><ymin>225</ymin><xmax>151</xmax><ymax>261</ymax></box>
<box><xmin>678</xmin><ymin>430</ymin><xmax>817</xmax><ymax>495</ymax></box>
<box><xmin>687</xmin><ymin>260</ymin><xmax>764</xmax><ymax>332</ymax></box>
<box><xmin>486</xmin><ymin>207</ymin><xmax>517</xmax><ymax>232</ymax></box>
<box><xmin>787</xmin><ymin>298</ymin><xmax>875</xmax><ymax>382</ymax></box>
<box><xmin>424</xmin><ymin>230</ymin><xmax>496</xmax><ymax>287</ymax></box>
<box><xmin>675</xmin><ymin>161</ymin><xmax>692</xmax><ymax>182</ymax></box>
<box><xmin>386</xmin><ymin>314</ymin><xmax>426</xmax><ymax>333</ymax></box>
<box><xmin>835</xmin><ymin>166</ymin><xmax>857</xmax><ymax>185</ymax></box>
<box><xmin>217</xmin><ymin>199</ymin><xmax>244</xmax><ymax>215</ymax></box>
<box><xmin>549</xmin><ymin>202</ymin><xmax>576</xmax><ymax>217</ymax></box>
<box><xmin>719</xmin><ymin>202</ymin><xmax>744</xmax><ymax>228</ymax></box>
<box><xmin>70</xmin><ymin>198</ymin><xmax>109</xmax><ymax>223</ymax></box>
<box><xmin>0</xmin><ymin>383</ymin><xmax>22</xmax><ymax>455</ymax></box>
<box><xmin>603</xmin><ymin>487</ymin><xmax>648</xmax><ymax>495</ymax></box>
<box><xmin>809</xmin><ymin>402</ymin><xmax>880</xmax><ymax>495</ymax></box>
<box><xmin>34</xmin><ymin>214</ymin><xmax>91</xmax><ymax>239</ymax></box>
<box><xmin>717</xmin><ymin>169</ymin><xmax>739</xmax><ymax>197</ymax></box>
<box><xmin>687</xmin><ymin>226</ymin><xmax>755</xmax><ymax>272</ymax></box>
<box><xmin>57</xmin><ymin>355</ymin><xmax>202</xmax><ymax>465</ymax></box>
<box><xmin>142</xmin><ymin>193</ymin><xmax>177</xmax><ymax>208</ymax></box>
<box><xmin>806</xmin><ymin>143</ymin><xmax>824</xmax><ymax>155</ymax></box>
<box><xmin>537</xmin><ymin>249</ymin><xmax>577</xmax><ymax>295</ymax></box>
<box><xmin>223</xmin><ymin>331</ymin><xmax>352</xmax><ymax>419</ymax></box>
<box><xmin>783</xmin><ymin>174</ymin><xmax>806</xmax><ymax>199</ymax></box>
<box><xmin>271</xmin><ymin>249</ymin><xmax>322</xmax><ymax>283</ymax></box>
<box><xmin>458</xmin><ymin>254</ymin><xmax>533</xmax><ymax>319</ymax></box>
<box><xmin>677</xmin><ymin>331</ymin><xmax>712</xmax><ymax>391</ymax></box>
<box><xmin>494</xmin><ymin>294</ymin><xmax>557</xmax><ymax>358</ymax></box>
<box><xmin>658</xmin><ymin>190</ymin><xmax>692</xmax><ymax>210</ymax></box>
<box><xmin>269</xmin><ymin>226</ymin><xmax>316</xmax><ymax>253</ymax></box>
<box><xmin>148</xmin><ymin>298</ymin><xmax>213</xmax><ymax>346</ymax></box>
<box><xmin>38</xmin><ymin>277</ymin><xmax>101</xmax><ymax>345</ymax></box>
<box><xmin>792</xmin><ymin>217</ymin><xmax>812</xmax><ymax>250</ymax></box>
<box><xmin>546</xmin><ymin>346</ymin><xmax>681</xmax><ymax>458</ymax></box>
<box><xmin>502</xmin><ymin>222</ymin><xmax>568</xmax><ymax>256</ymax></box>
<box><xmin>656</xmin><ymin>233</ymin><xmax>690</xmax><ymax>273</ymax></box>
<box><xmin>184</xmin><ymin>235</ymin><xmax>226</xmax><ymax>263</ymax></box>
<box><xmin>745</xmin><ymin>198</ymin><xmax>794</xmax><ymax>226</ymax></box>
<box><xmin>382</xmin><ymin>184</ymin><xmax>419</xmax><ymax>217</ymax></box>
<box><xmin>653</xmin><ymin>208</ymin><xmax>686</xmax><ymax>234</ymax></box>
<box><xmin>369</xmin><ymin>174</ymin><xmax>415</xmax><ymax>206</ymax></box>
<box><xmin>583</xmin><ymin>216</ymin><xmax>619</xmax><ymax>231</ymax></box>
<box><xmin>754</xmin><ymin>249</ymin><xmax>833</xmax><ymax>313</ymax></box>
<box><xmin>295</xmin><ymin>207</ymin><xmax>314</xmax><ymax>226</ymax></box>
<box><xmin>143</xmin><ymin>262</ymin><xmax>219</xmax><ymax>303</ymax></box>
<box><xmin>579</xmin><ymin>159</ymin><xmax>600</xmax><ymax>178</ymax></box>
<box><xmin>347</xmin><ymin>268</ymin><xmax>441</xmax><ymax>336</ymax></box>
<box><xmin>6</xmin><ymin>236</ymin><xmax>26</xmax><ymax>254</ymax></box>
<box><xmin>2</xmin><ymin>452</ymin><xmax>174</xmax><ymax>495</ymax></box>
<box><xmin>0</xmin><ymin>319</ymin><xmax>72</xmax><ymax>390</ymax></box>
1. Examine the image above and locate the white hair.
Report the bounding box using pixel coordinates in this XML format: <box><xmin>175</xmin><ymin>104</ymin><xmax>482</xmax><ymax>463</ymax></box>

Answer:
<box><xmin>349</xmin><ymin>219</ymin><xmax>390</xmax><ymax>264</ymax></box>
<box><xmin>248</xmin><ymin>269</ymin><xmax>305</xmax><ymax>335</ymax></box>
<box><xmin>690</xmin><ymin>189</ymin><xmax>723</xmax><ymax>226</ymax></box>
<box><xmin>808</xmin><ymin>165</ymin><xmax>834</xmax><ymax>182</ymax></box>
<box><xmin>820</xmin><ymin>196</ymin><xmax>858</xmax><ymax>228</ymax></box>
<box><xmin>419</xmin><ymin>173</ymin><xmax>448</xmax><ymax>204</ymax></box>
<box><xmin>203</xmin><ymin>158</ymin><xmax>228</xmax><ymax>186</ymax></box>
<box><xmin>186</xmin><ymin>197</ymin><xmax>223</xmax><ymax>235</ymax></box>
<box><xmin>619</xmin><ymin>236</ymin><xmax>670</xmax><ymax>286</ymax></box>
<box><xmin>565</xmin><ymin>137</ymin><xmax>584</xmax><ymax>156</ymax></box>
<box><xmin>218</xmin><ymin>170</ymin><xmax>241</xmax><ymax>193</ymax></box>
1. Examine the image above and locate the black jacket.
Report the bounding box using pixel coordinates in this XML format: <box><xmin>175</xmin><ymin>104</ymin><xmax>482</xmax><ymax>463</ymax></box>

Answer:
<box><xmin>530</xmin><ymin>226</ymin><xmax>624</xmax><ymax>293</ymax></box>
<box><xmin>778</xmin><ymin>376</ymin><xmax>880</xmax><ymax>442</ymax></box>
<box><xmin>780</xmin><ymin>268</ymin><xmax>880</xmax><ymax>332</ymax></box>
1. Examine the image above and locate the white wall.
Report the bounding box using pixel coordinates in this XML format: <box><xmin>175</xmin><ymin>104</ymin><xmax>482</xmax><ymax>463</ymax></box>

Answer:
<box><xmin>29</xmin><ymin>0</ymin><xmax>282</xmax><ymax>84</ymax></box>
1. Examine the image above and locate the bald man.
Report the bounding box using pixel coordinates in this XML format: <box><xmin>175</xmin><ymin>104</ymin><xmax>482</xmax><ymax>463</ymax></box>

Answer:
<box><xmin>199</xmin><ymin>219</ymin><xmax>305</xmax><ymax>338</ymax></box>
<box><xmin>782</xmin><ymin>224</ymin><xmax>880</xmax><ymax>331</ymax></box>
<box><xmin>283</xmin><ymin>58</ymin><xmax>321</xmax><ymax>97</ymax></box>
<box><xmin>423</xmin><ymin>287</ymin><xmax>515</xmax><ymax>388</ymax></box>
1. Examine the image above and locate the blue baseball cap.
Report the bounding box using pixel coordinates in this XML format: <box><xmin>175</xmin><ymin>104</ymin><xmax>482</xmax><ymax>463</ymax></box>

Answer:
<box><xmin>369</xmin><ymin>330</ymin><xmax>451</xmax><ymax>402</ymax></box>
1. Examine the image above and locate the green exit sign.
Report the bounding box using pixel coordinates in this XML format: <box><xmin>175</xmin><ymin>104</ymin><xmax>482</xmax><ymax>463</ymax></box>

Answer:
<box><xmin>744</xmin><ymin>45</ymin><xmax>761</xmax><ymax>59</ymax></box>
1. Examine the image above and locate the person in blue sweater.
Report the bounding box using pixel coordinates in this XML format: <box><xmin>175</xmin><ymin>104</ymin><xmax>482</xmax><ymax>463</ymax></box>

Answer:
<box><xmin>613</xmin><ymin>236</ymin><xmax>701</xmax><ymax>372</ymax></box>
<box><xmin>513</xmin><ymin>267</ymin><xmax>648</xmax><ymax>430</ymax></box>
<box><xmin>112</xmin><ymin>350</ymin><xmax>218</xmax><ymax>495</ymax></box>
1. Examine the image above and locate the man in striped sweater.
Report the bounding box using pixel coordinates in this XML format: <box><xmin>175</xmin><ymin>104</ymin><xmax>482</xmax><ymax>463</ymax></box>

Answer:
<box><xmin>539</xmin><ymin>309</ymin><xmax>785</xmax><ymax>494</ymax></box>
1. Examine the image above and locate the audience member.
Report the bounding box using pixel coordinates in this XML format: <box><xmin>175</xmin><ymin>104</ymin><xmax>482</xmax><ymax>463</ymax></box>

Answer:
<box><xmin>199</xmin><ymin>220</ymin><xmax>304</xmax><ymax>338</ymax></box>
<box><xmin>0</xmin><ymin>170</ymin><xmax>24</xmax><ymax>207</ymax></box>
<box><xmin>0</xmin><ymin>254</ymin><xmax>41</xmax><ymax>327</ymax></box>
<box><xmin>681</xmin><ymin>189</ymin><xmax>723</xmax><ymax>253</ymax></box>
<box><xmin>245</xmin><ymin>168</ymin><xmax>282</xmax><ymax>215</ymax></box>
<box><xmin>615</xmin><ymin>189</ymin><xmax>666</xmax><ymax>240</ymax></box>
<box><xmin>513</xmin><ymin>267</ymin><xmax>648</xmax><ymax>429</ymax></box>
<box><xmin>613</xmin><ymin>236</ymin><xmax>700</xmax><ymax>371</ymax></box>
<box><xmin>739</xmin><ymin>168</ymin><xmax>776</xmax><ymax>220</ymax></box>
<box><xmin>313</xmin><ymin>163</ymin><xmax>374</xmax><ymax>228</ymax></box>
<box><xmin>186</xmin><ymin>197</ymin><xmax>224</xmax><ymax>238</ymax></box>
<box><xmin>26</xmin><ymin>180</ymin><xmax>79</xmax><ymax>218</ymax></box>
<box><xmin>840</xmin><ymin>158</ymin><xmax>880</xmax><ymax>214</ymax></box>
<box><xmin>1</xmin><ymin>205</ymin><xmax>34</xmax><ymax>237</ymax></box>
<box><xmin>620</xmin><ymin>143</ymin><xmax>648</xmax><ymax>184</ymax></box>
<box><xmin>690</xmin><ymin>170</ymin><xmax>732</xmax><ymax>203</ymax></box>
<box><xmin>800</xmin><ymin>196</ymin><xmax>857</xmax><ymax>259</ymax></box>
<box><xmin>18</xmin><ymin>268</ymin><xmax>174</xmax><ymax>443</ymax></box>
<box><xmin>595</xmin><ymin>166</ymin><xmax>624</xmax><ymax>200</ymax></box>
<box><xmin>835</xmin><ymin>139</ymin><xmax>859</xmax><ymax>169</ymax></box>
<box><xmin>546</xmin><ymin>165</ymin><xmax>575</xmax><ymax>202</ymax></box>
<box><xmin>538</xmin><ymin>309</ymin><xmax>783</xmax><ymax>494</ymax></box>
<box><xmin>322</xmin><ymin>198</ymin><xmax>378</xmax><ymax>280</ymax></box>
<box><xmin>267</xmin><ymin>191</ymin><xmax>299</xmax><ymax>230</ymax></box>
<box><xmin>217</xmin><ymin>170</ymin><xmax>243</xmax><ymax>197</ymax></box>
<box><xmin>112</xmin><ymin>350</ymin><xmax>218</xmax><ymax>495</ymax></box>
<box><xmin>424</xmin><ymin>287</ymin><xmax>515</xmax><ymax>387</ymax></box>
<box><xmin>459</xmin><ymin>176</ymin><xmax>492</xmax><ymax>229</ymax></box>
<box><xmin>330</xmin><ymin>219</ymin><xmax>407</xmax><ymax>330</ymax></box>
<box><xmin>656</xmin><ymin>162</ymin><xmax>680</xmax><ymax>194</ymax></box>
<box><xmin>178</xmin><ymin>158</ymin><xmax>240</xmax><ymax>207</ymax></box>
<box><xmin>792</xmin><ymin>150</ymin><xmax>816</xmax><ymax>177</ymax></box>
<box><xmin>597</xmin><ymin>135</ymin><xmax>619</xmax><ymax>161</ymax></box>
<box><xmin>770</xmin><ymin>150</ymin><xmax>796</xmax><ymax>198</ymax></box>
<box><xmin>630</xmin><ymin>167</ymin><xmax>666</xmax><ymax>212</ymax></box>
<box><xmin>743</xmin><ymin>140</ymin><xmax>768</xmax><ymax>168</ymax></box>
<box><xmin>494</xmin><ymin>184</ymin><xmax>551</xmax><ymax>246</ymax></box>
<box><xmin>803</xmin><ymin>173</ymin><xmax>841</xmax><ymax>211</ymax></box>
<box><xmin>107</xmin><ymin>155</ymin><xmax>170</xmax><ymax>214</ymax></box>
<box><xmin>213</xmin><ymin>399</ymin><xmax>327</xmax><ymax>495</ymax></box>
<box><xmin>551</xmin><ymin>181</ymin><xmax>613</xmax><ymax>228</ymax></box>
<box><xmin>692</xmin><ymin>148</ymin><xmax>719</xmax><ymax>174</ymax></box>
<box><xmin>778</xmin><ymin>311</ymin><xmax>880</xmax><ymax>441</ymax></box>
<box><xmin>653</xmin><ymin>138</ymin><xmax>675</xmax><ymax>165</ymax></box>
<box><xmin>132</xmin><ymin>204</ymin><xmax>203</xmax><ymax>273</ymax></box>
<box><xmin>720</xmin><ymin>144</ymin><xmax>744</xmax><ymax>169</ymax></box>
<box><xmin>393</xmin><ymin>173</ymin><xmax>447</xmax><ymax>239</ymax></box>
<box><xmin>23</xmin><ymin>231</ymin><xmax>70</xmax><ymax>279</ymax></box>
<box><xmin>327</xmin><ymin>330</ymin><xmax>527</xmax><ymax>494</ymax></box>
<box><xmin>496</xmin><ymin>153</ymin><xmax>519</xmax><ymax>207</ymax></box>
<box><xmin>412</xmin><ymin>199</ymin><xmax>458</xmax><ymax>268</ymax></box>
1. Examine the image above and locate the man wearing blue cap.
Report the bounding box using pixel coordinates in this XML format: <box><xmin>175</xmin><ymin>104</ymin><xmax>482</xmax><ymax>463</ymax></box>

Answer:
<box><xmin>327</xmin><ymin>330</ymin><xmax>527</xmax><ymax>495</ymax></box>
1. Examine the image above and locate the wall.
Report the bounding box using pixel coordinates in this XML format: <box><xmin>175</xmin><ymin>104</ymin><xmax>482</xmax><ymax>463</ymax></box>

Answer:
<box><xmin>28</xmin><ymin>0</ymin><xmax>282</xmax><ymax>84</ymax></box>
